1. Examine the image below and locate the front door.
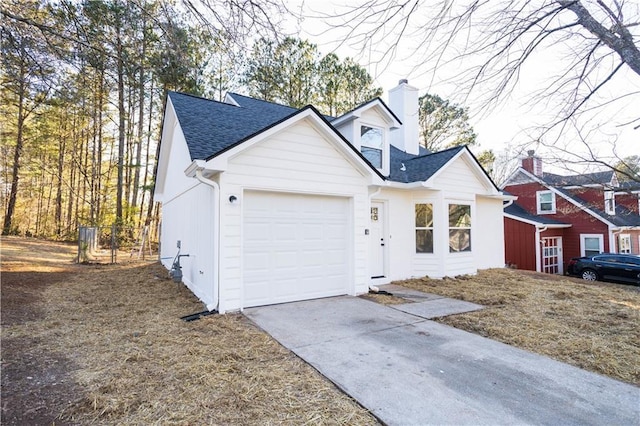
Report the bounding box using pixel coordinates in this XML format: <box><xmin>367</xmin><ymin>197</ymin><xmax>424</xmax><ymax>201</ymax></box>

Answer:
<box><xmin>370</xmin><ymin>202</ymin><xmax>385</xmax><ymax>278</ymax></box>
<box><xmin>542</xmin><ymin>237</ymin><xmax>563</xmax><ymax>275</ymax></box>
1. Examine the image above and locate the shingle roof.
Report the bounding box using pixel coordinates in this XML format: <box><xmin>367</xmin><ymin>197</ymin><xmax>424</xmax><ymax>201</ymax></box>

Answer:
<box><xmin>388</xmin><ymin>145</ymin><xmax>463</xmax><ymax>183</ymax></box>
<box><xmin>618</xmin><ymin>181</ymin><xmax>640</xmax><ymax>191</ymax></box>
<box><xmin>168</xmin><ymin>91</ymin><xmax>298</xmax><ymax>160</ymax></box>
<box><xmin>504</xmin><ymin>203</ymin><xmax>571</xmax><ymax>226</ymax></box>
<box><xmin>542</xmin><ymin>171</ymin><xmax>614</xmax><ymax>187</ymax></box>
<box><xmin>167</xmin><ymin>91</ymin><xmax>485</xmax><ymax>185</ymax></box>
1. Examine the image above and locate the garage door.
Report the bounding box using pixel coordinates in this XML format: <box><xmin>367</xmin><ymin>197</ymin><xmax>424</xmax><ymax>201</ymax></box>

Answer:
<box><xmin>243</xmin><ymin>191</ymin><xmax>351</xmax><ymax>307</ymax></box>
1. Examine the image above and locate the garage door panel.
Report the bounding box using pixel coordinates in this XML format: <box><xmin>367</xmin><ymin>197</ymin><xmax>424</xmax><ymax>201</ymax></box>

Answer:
<box><xmin>243</xmin><ymin>191</ymin><xmax>351</xmax><ymax>308</ymax></box>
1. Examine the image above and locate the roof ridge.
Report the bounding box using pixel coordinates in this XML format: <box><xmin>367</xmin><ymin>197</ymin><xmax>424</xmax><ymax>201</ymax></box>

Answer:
<box><xmin>406</xmin><ymin>145</ymin><xmax>464</xmax><ymax>162</ymax></box>
<box><xmin>169</xmin><ymin>91</ymin><xmax>239</xmax><ymax>108</ymax></box>
<box><xmin>226</xmin><ymin>93</ymin><xmax>299</xmax><ymax>110</ymax></box>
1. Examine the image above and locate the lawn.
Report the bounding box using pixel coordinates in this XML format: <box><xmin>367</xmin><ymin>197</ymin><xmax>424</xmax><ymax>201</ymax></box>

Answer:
<box><xmin>392</xmin><ymin>269</ymin><xmax>640</xmax><ymax>385</ymax></box>
<box><xmin>2</xmin><ymin>237</ymin><xmax>639</xmax><ymax>424</ymax></box>
<box><xmin>1</xmin><ymin>237</ymin><xmax>377</xmax><ymax>425</ymax></box>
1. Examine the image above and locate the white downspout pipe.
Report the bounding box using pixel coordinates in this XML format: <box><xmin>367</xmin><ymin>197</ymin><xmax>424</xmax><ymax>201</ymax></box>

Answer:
<box><xmin>535</xmin><ymin>226</ymin><xmax>547</xmax><ymax>273</ymax></box>
<box><xmin>195</xmin><ymin>169</ymin><xmax>220</xmax><ymax>312</ymax></box>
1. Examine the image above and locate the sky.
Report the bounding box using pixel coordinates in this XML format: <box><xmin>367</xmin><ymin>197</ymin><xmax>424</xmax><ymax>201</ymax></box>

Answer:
<box><xmin>282</xmin><ymin>0</ymin><xmax>639</xmax><ymax>174</ymax></box>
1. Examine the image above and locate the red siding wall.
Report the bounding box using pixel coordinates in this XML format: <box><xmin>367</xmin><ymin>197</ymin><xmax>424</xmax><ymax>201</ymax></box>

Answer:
<box><xmin>505</xmin><ymin>182</ymin><xmax>612</xmax><ymax>261</ymax></box>
<box><xmin>504</xmin><ymin>217</ymin><xmax>536</xmax><ymax>271</ymax></box>
<box><xmin>504</xmin><ymin>182</ymin><xmax>546</xmax><ymax>213</ymax></box>
<box><xmin>567</xmin><ymin>188</ymin><xmax>604</xmax><ymax>210</ymax></box>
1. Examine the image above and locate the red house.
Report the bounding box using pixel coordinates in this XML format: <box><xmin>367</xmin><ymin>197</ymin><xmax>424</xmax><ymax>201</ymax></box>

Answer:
<box><xmin>503</xmin><ymin>151</ymin><xmax>640</xmax><ymax>274</ymax></box>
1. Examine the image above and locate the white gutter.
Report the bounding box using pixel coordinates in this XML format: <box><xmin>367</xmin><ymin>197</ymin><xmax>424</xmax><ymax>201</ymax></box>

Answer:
<box><xmin>535</xmin><ymin>226</ymin><xmax>548</xmax><ymax>273</ymax></box>
<box><xmin>194</xmin><ymin>169</ymin><xmax>220</xmax><ymax>312</ymax></box>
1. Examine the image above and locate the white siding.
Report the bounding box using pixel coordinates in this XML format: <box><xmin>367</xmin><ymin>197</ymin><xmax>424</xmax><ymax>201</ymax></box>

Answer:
<box><xmin>432</xmin><ymin>155</ymin><xmax>489</xmax><ymax>197</ymax></box>
<box><xmin>219</xmin><ymin>119</ymin><xmax>370</xmax><ymax>312</ymax></box>
<box><xmin>160</xmin><ymin>183</ymin><xmax>217</xmax><ymax>310</ymax></box>
<box><xmin>475</xmin><ymin>196</ymin><xmax>506</xmax><ymax>269</ymax></box>
<box><xmin>156</xmin><ymin>102</ymin><xmax>198</xmax><ymax>203</ymax></box>
<box><xmin>378</xmin><ymin>154</ymin><xmax>504</xmax><ymax>281</ymax></box>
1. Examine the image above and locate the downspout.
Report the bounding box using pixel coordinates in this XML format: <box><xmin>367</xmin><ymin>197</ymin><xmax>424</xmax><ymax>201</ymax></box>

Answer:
<box><xmin>195</xmin><ymin>169</ymin><xmax>220</xmax><ymax>312</ymax></box>
<box><xmin>535</xmin><ymin>226</ymin><xmax>547</xmax><ymax>273</ymax></box>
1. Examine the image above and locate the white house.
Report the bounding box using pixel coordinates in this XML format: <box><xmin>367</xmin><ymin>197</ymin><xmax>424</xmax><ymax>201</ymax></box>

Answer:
<box><xmin>155</xmin><ymin>80</ymin><xmax>508</xmax><ymax>313</ymax></box>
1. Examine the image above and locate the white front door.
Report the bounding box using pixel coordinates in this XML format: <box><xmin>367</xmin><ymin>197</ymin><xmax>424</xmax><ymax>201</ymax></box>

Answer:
<box><xmin>542</xmin><ymin>237</ymin><xmax>563</xmax><ymax>275</ymax></box>
<box><xmin>370</xmin><ymin>201</ymin><xmax>385</xmax><ymax>278</ymax></box>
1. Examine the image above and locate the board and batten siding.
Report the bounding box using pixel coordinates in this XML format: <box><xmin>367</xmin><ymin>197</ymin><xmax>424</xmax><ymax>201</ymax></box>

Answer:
<box><xmin>160</xmin><ymin>182</ymin><xmax>217</xmax><ymax>310</ymax></box>
<box><xmin>217</xmin><ymin>119</ymin><xmax>371</xmax><ymax>312</ymax></box>
<box><xmin>158</xmin><ymin>108</ymin><xmax>218</xmax><ymax>310</ymax></box>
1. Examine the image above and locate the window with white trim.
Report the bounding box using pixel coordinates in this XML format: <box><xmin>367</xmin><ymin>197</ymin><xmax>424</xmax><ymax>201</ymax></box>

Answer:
<box><xmin>580</xmin><ymin>234</ymin><xmax>603</xmax><ymax>257</ymax></box>
<box><xmin>449</xmin><ymin>204</ymin><xmax>471</xmax><ymax>252</ymax></box>
<box><xmin>536</xmin><ymin>190</ymin><xmax>556</xmax><ymax>214</ymax></box>
<box><xmin>604</xmin><ymin>191</ymin><xmax>615</xmax><ymax>215</ymax></box>
<box><xmin>618</xmin><ymin>234</ymin><xmax>631</xmax><ymax>254</ymax></box>
<box><xmin>415</xmin><ymin>203</ymin><xmax>433</xmax><ymax>253</ymax></box>
<box><xmin>360</xmin><ymin>125</ymin><xmax>383</xmax><ymax>168</ymax></box>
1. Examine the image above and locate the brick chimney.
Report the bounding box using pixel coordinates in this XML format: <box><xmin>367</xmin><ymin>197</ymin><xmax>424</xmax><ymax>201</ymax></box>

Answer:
<box><xmin>389</xmin><ymin>79</ymin><xmax>420</xmax><ymax>155</ymax></box>
<box><xmin>522</xmin><ymin>150</ymin><xmax>543</xmax><ymax>176</ymax></box>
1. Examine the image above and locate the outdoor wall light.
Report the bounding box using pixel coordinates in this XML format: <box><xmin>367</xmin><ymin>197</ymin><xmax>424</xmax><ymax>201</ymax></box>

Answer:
<box><xmin>229</xmin><ymin>195</ymin><xmax>238</xmax><ymax>203</ymax></box>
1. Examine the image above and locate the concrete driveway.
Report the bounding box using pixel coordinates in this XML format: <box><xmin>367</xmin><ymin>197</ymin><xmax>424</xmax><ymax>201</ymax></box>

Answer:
<box><xmin>245</xmin><ymin>296</ymin><xmax>639</xmax><ymax>426</ymax></box>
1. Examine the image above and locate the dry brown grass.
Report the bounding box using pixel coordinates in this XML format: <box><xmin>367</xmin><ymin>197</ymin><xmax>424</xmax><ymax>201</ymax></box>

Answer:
<box><xmin>2</xmin><ymin>238</ymin><xmax>378</xmax><ymax>425</ymax></box>
<box><xmin>393</xmin><ymin>269</ymin><xmax>640</xmax><ymax>385</ymax></box>
<box><xmin>359</xmin><ymin>292</ymin><xmax>408</xmax><ymax>305</ymax></box>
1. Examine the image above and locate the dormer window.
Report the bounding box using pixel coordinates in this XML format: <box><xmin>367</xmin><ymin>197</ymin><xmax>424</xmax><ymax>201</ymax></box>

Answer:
<box><xmin>360</xmin><ymin>125</ymin><xmax>383</xmax><ymax>168</ymax></box>
<box><xmin>536</xmin><ymin>190</ymin><xmax>556</xmax><ymax>214</ymax></box>
<box><xmin>604</xmin><ymin>190</ymin><xmax>615</xmax><ymax>215</ymax></box>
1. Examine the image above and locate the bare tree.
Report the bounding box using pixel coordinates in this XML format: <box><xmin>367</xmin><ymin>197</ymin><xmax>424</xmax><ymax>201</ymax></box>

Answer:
<box><xmin>314</xmin><ymin>1</ymin><xmax>639</xmax><ymax>179</ymax></box>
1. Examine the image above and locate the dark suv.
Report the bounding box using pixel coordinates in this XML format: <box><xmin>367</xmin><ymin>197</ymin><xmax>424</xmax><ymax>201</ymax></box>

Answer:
<box><xmin>566</xmin><ymin>253</ymin><xmax>640</xmax><ymax>285</ymax></box>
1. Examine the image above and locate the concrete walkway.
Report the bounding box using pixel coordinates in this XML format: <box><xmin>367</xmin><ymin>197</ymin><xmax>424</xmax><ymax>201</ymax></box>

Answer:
<box><xmin>245</xmin><ymin>295</ymin><xmax>639</xmax><ymax>426</ymax></box>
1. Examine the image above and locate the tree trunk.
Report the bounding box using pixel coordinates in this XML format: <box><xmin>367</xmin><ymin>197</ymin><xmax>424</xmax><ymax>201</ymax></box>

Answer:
<box><xmin>144</xmin><ymin>85</ymin><xmax>166</xmax><ymax>226</ymax></box>
<box><xmin>132</xmin><ymin>26</ymin><xmax>146</xmax><ymax>221</ymax></box>
<box><xmin>2</xmin><ymin>75</ymin><xmax>26</xmax><ymax>235</ymax></box>
<box><xmin>55</xmin><ymin>110</ymin><xmax>66</xmax><ymax>237</ymax></box>
<box><xmin>116</xmin><ymin>27</ymin><xmax>125</xmax><ymax>225</ymax></box>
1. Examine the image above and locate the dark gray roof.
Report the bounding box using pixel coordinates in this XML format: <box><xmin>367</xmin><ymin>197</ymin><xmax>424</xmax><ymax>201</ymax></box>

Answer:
<box><xmin>389</xmin><ymin>145</ymin><xmax>463</xmax><ymax>183</ymax></box>
<box><xmin>542</xmin><ymin>171</ymin><xmax>614</xmax><ymax>187</ymax></box>
<box><xmin>167</xmin><ymin>91</ymin><xmax>490</xmax><ymax>185</ymax></box>
<box><xmin>505</xmin><ymin>203</ymin><xmax>571</xmax><ymax>226</ymax></box>
<box><xmin>618</xmin><ymin>181</ymin><xmax>640</xmax><ymax>191</ymax></box>
<box><xmin>168</xmin><ymin>91</ymin><xmax>298</xmax><ymax>160</ymax></box>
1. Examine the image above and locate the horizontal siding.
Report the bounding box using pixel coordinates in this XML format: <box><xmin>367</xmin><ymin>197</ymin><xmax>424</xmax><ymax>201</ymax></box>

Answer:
<box><xmin>432</xmin><ymin>156</ymin><xmax>487</xmax><ymax>195</ymax></box>
<box><xmin>360</xmin><ymin>108</ymin><xmax>387</xmax><ymax>127</ymax></box>
<box><xmin>218</xmin><ymin>120</ymin><xmax>370</xmax><ymax>311</ymax></box>
<box><xmin>475</xmin><ymin>197</ymin><xmax>505</xmax><ymax>269</ymax></box>
<box><xmin>444</xmin><ymin>252</ymin><xmax>475</xmax><ymax>276</ymax></box>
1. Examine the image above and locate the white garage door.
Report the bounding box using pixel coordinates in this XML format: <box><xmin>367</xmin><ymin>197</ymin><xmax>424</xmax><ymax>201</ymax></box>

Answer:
<box><xmin>243</xmin><ymin>191</ymin><xmax>351</xmax><ymax>308</ymax></box>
